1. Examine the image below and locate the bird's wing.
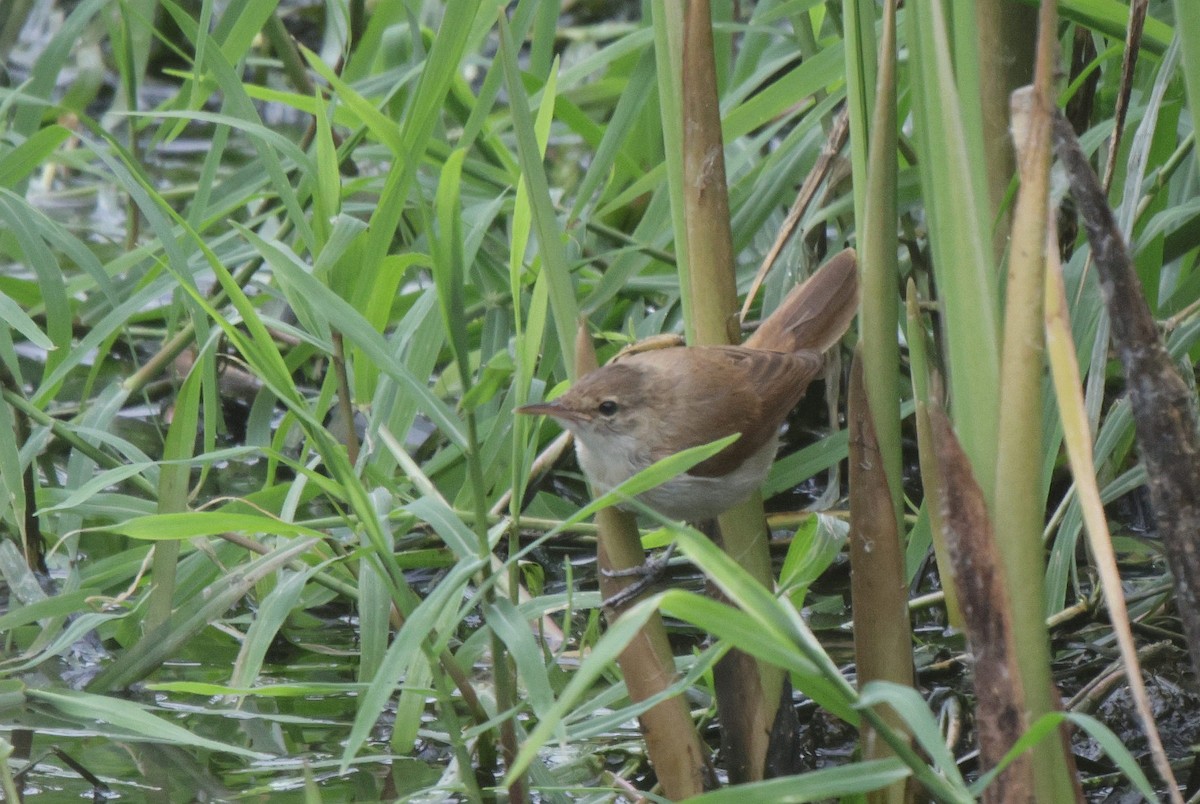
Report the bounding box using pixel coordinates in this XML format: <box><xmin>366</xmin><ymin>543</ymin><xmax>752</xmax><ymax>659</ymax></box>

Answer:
<box><xmin>636</xmin><ymin>346</ymin><xmax>825</xmax><ymax>478</ymax></box>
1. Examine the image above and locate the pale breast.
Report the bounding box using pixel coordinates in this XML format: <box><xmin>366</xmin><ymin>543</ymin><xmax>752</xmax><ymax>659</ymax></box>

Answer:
<box><xmin>575</xmin><ymin>429</ymin><xmax>778</xmax><ymax>520</ymax></box>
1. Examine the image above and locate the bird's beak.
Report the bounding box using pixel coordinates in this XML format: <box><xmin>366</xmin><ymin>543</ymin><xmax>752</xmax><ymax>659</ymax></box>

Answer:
<box><xmin>517</xmin><ymin>401</ymin><xmax>585</xmax><ymax>423</ymax></box>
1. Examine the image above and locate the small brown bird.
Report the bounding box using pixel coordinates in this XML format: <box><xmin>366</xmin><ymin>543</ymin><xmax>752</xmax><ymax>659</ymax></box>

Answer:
<box><xmin>519</xmin><ymin>248</ymin><xmax>859</xmax><ymax>520</ymax></box>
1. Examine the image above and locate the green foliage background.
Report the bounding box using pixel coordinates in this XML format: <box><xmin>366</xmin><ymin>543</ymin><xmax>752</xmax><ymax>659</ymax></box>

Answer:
<box><xmin>0</xmin><ymin>0</ymin><xmax>1196</xmax><ymax>800</ymax></box>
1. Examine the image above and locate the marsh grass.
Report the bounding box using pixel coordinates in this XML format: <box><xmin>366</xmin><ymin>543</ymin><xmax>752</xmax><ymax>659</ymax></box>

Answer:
<box><xmin>0</xmin><ymin>1</ymin><xmax>1197</xmax><ymax>800</ymax></box>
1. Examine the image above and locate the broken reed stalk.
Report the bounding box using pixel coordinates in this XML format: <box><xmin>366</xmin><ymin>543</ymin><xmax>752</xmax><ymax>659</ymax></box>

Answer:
<box><xmin>577</xmin><ymin>324</ymin><xmax>715</xmax><ymax>798</ymax></box>
<box><xmin>928</xmin><ymin>405</ymin><xmax>1035</xmax><ymax>803</ymax></box>
<box><xmin>1051</xmin><ymin>112</ymin><xmax>1200</xmax><ymax>676</ymax></box>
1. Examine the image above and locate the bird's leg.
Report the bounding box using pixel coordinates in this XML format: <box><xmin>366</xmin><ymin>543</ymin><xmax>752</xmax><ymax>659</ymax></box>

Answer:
<box><xmin>602</xmin><ymin>542</ymin><xmax>676</xmax><ymax>578</ymax></box>
<box><xmin>600</xmin><ymin>542</ymin><xmax>676</xmax><ymax>608</ymax></box>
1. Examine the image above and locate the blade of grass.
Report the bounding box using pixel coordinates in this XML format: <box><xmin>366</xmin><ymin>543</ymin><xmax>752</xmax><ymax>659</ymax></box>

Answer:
<box><xmin>340</xmin><ymin>552</ymin><xmax>486</xmax><ymax>770</ymax></box>
<box><xmin>11</xmin><ymin>0</ymin><xmax>108</xmax><ymax>138</ymax></box>
<box><xmin>1175</xmin><ymin>0</ymin><xmax>1200</xmax><ymax>170</ymax></box>
<box><xmin>1044</xmin><ymin>222</ymin><xmax>1182</xmax><ymax>801</ymax></box>
<box><xmin>145</xmin><ymin>351</ymin><xmax>202</xmax><ymax>633</ymax></box>
<box><xmin>85</xmin><ymin>537</ymin><xmax>321</xmax><ymax>691</ymax></box>
<box><xmin>28</xmin><ymin>688</ymin><xmax>272</xmax><ymax>760</ymax></box>
<box><xmin>856</xmin><ymin>0</ymin><xmax>903</xmax><ymax>525</ymax></box>
<box><xmin>842</xmin><ymin>0</ymin><xmax>878</xmax><ymax>231</ymax></box>
<box><xmin>498</xmin><ymin>17</ymin><xmax>579</xmax><ymax>377</ymax></box>
<box><xmin>689</xmin><ymin>758</ymin><xmax>911</xmax><ymax>803</ymax></box>
<box><xmin>907</xmin><ymin>0</ymin><xmax>1001</xmax><ymax>498</ymax></box>
<box><xmin>671</xmin><ymin>527</ymin><xmax>971</xmax><ymax>802</ymax></box>
<box><xmin>356</xmin><ymin>0</ymin><xmax>484</xmax><ymax>339</ymax></box>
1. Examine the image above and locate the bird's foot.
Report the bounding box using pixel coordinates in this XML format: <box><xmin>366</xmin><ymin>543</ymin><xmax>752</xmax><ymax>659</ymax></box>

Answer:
<box><xmin>600</xmin><ymin>543</ymin><xmax>675</xmax><ymax>609</ymax></box>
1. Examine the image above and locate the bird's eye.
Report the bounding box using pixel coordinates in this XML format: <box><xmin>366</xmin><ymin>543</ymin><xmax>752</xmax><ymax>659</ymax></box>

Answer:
<box><xmin>598</xmin><ymin>400</ymin><xmax>619</xmax><ymax>416</ymax></box>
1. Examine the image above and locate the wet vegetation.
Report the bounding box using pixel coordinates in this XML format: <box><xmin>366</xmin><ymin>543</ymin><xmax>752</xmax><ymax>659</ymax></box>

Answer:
<box><xmin>1</xmin><ymin>0</ymin><xmax>1199</xmax><ymax>801</ymax></box>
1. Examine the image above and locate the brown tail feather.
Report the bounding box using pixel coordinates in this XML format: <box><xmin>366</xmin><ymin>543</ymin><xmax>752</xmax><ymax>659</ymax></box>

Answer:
<box><xmin>744</xmin><ymin>248</ymin><xmax>859</xmax><ymax>353</ymax></box>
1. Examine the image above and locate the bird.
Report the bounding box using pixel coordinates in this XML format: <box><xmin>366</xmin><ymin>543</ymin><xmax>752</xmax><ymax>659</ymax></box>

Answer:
<box><xmin>519</xmin><ymin>248</ymin><xmax>858</xmax><ymax>521</ymax></box>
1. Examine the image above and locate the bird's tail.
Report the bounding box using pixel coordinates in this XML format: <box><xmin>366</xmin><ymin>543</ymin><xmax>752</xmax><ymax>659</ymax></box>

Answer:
<box><xmin>744</xmin><ymin>247</ymin><xmax>859</xmax><ymax>354</ymax></box>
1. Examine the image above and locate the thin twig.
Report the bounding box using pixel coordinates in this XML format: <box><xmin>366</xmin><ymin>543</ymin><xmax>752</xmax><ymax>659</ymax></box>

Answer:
<box><xmin>739</xmin><ymin>107</ymin><xmax>850</xmax><ymax>323</ymax></box>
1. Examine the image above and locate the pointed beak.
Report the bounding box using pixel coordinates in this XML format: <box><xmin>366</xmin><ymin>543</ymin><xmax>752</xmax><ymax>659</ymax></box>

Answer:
<box><xmin>517</xmin><ymin>401</ymin><xmax>559</xmax><ymax>416</ymax></box>
<box><xmin>517</xmin><ymin>401</ymin><xmax>585</xmax><ymax>423</ymax></box>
